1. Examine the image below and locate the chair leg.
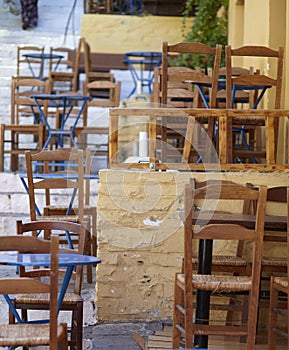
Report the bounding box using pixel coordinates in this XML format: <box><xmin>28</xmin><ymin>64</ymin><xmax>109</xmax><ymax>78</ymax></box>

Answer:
<box><xmin>60</xmin><ymin>323</ymin><xmax>69</xmax><ymax>350</ymax></box>
<box><xmin>246</xmin><ymin>290</ymin><xmax>259</xmax><ymax>350</ymax></box>
<box><xmin>268</xmin><ymin>279</ymin><xmax>279</xmax><ymax>350</ymax></box>
<box><xmin>10</xmin><ymin>130</ymin><xmax>18</xmax><ymax>172</ymax></box>
<box><xmin>70</xmin><ymin>303</ymin><xmax>83</xmax><ymax>350</ymax></box>
<box><xmin>172</xmin><ymin>275</ymin><xmax>183</xmax><ymax>349</ymax></box>
<box><xmin>91</xmin><ymin>208</ymin><xmax>97</xmax><ymax>259</ymax></box>
<box><xmin>0</xmin><ymin>124</ymin><xmax>5</xmax><ymax>172</ymax></box>
<box><xmin>85</xmin><ymin>227</ymin><xmax>93</xmax><ymax>283</ymax></box>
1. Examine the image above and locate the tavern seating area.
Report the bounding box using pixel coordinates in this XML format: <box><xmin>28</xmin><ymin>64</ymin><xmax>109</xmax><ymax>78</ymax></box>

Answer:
<box><xmin>1</xmin><ymin>35</ymin><xmax>289</xmax><ymax>350</ymax></box>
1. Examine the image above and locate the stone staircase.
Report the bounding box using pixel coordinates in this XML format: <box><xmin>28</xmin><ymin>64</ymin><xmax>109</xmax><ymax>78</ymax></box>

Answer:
<box><xmin>0</xmin><ymin>0</ymin><xmax>83</xmax><ymax>122</ymax></box>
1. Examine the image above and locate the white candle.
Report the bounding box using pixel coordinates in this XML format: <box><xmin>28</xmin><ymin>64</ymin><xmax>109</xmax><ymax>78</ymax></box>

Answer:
<box><xmin>139</xmin><ymin>131</ymin><xmax>148</xmax><ymax>157</ymax></box>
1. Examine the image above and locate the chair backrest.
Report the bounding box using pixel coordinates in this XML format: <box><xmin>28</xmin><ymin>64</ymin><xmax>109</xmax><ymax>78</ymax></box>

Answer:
<box><xmin>11</xmin><ymin>77</ymin><xmax>50</xmax><ymax>124</ymax></box>
<box><xmin>84</xmin><ymin>80</ymin><xmax>121</xmax><ymax>107</ymax></box>
<box><xmin>225</xmin><ymin>45</ymin><xmax>284</xmax><ymax>109</ymax></box>
<box><xmin>25</xmin><ymin>148</ymin><xmax>85</xmax><ymax>223</ymax></box>
<box><xmin>183</xmin><ymin>178</ymin><xmax>267</xmax><ymax>301</ymax></box>
<box><xmin>49</xmin><ymin>46</ymin><xmax>74</xmax><ymax>72</ymax></box>
<box><xmin>16</xmin><ymin>219</ymin><xmax>86</xmax><ymax>294</ymax></box>
<box><xmin>160</xmin><ymin>41</ymin><xmax>222</xmax><ymax>108</ymax></box>
<box><xmin>0</xmin><ymin>234</ymin><xmax>61</xmax><ymax>350</ymax></box>
<box><xmin>153</xmin><ymin>66</ymin><xmax>196</xmax><ymax>107</ymax></box>
<box><xmin>217</xmin><ymin>66</ymin><xmax>256</xmax><ymax>107</ymax></box>
<box><xmin>48</xmin><ymin>37</ymin><xmax>86</xmax><ymax>93</ymax></box>
<box><xmin>16</xmin><ymin>45</ymin><xmax>45</xmax><ymax>79</ymax></box>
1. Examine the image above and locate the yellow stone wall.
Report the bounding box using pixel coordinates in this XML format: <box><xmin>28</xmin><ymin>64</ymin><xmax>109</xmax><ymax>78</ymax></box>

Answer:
<box><xmin>81</xmin><ymin>14</ymin><xmax>193</xmax><ymax>53</ymax></box>
<box><xmin>96</xmin><ymin>169</ymin><xmax>289</xmax><ymax>322</ymax></box>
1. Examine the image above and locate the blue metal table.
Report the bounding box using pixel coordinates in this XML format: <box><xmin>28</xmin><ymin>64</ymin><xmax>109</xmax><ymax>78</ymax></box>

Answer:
<box><xmin>124</xmin><ymin>51</ymin><xmax>162</xmax><ymax>97</ymax></box>
<box><xmin>0</xmin><ymin>252</ymin><xmax>101</xmax><ymax>324</ymax></box>
<box><xmin>31</xmin><ymin>94</ymin><xmax>92</xmax><ymax>149</ymax></box>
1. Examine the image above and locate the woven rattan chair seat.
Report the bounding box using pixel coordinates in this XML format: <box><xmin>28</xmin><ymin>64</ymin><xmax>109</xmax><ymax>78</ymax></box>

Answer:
<box><xmin>36</xmin><ymin>215</ymin><xmax>79</xmax><ymax>222</ymax></box>
<box><xmin>262</xmin><ymin>257</ymin><xmax>287</xmax><ymax>266</ymax></box>
<box><xmin>177</xmin><ymin>273</ymin><xmax>251</xmax><ymax>292</ymax></box>
<box><xmin>15</xmin><ymin>292</ymin><xmax>82</xmax><ymax>304</ymax></box>
<box><xmin>192</xmin><ymin>254</ymin><xmax>247</xmax><ymax>267</ymax></box>
<box><xmin>0</xmin><ymin>324</ymin><xmax>66</xmax><ymax>346</ymax></box>
<box><xmin>272</xmin><ymin>276</ymin><xmax>288</xmax><ymax>288</ymax></box>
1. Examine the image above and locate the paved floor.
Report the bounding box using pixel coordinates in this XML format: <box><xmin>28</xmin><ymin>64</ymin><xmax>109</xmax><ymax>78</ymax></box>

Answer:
<box><xmin>83</xmin><ymin>320</ymin><xmax>164</xmax><ymax>350</ymax></box>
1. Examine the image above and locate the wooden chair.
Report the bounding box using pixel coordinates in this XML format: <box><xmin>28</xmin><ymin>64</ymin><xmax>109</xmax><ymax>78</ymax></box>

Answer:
<box><xmin>83</xmin><ymin>80</ymin><xmax>121</xmax><ymax>107</ymax></box>
<box><xmin>173</xmin><ymin>179</ymin><xmax>267</xmax><ymax>349</ymax></box>
<box><xmin>49</xmin><ymin>46</ymin><xmax>75</xmax><ymax>92</ymax></box>
<box><xmin>9</xmin><ymin>219</ymin><xmax>86</xmax><ymax>350</ymax></box>
<box><xmin>48</xmin><ymin>37</ymin><xmax>86</xmax><ymax>94</ymax></box>
<box><xmin>16</xmin><ymin>45</ymin><xmax>44</xmax><ymax>79</ymax></box>
<box><xmin>11</xmin><ymin>76</ymin><xmax>50</xmax><ymax>125</ymax></box>
<box><xmin>0</xmin><ymin>77</ymin><xmax>49</xmax><ymax>172</ymax></box>
<box><xmin>268</xmin><ymin>187</ymin><xmax>289</xmax><ymax>349</ymax></box>
<box><xmin>254</xmin><ymin>186</ymin><xmax>287</xmax><ymax>327</ymax></box>
<box><xmin>225</xmin><ymin>45</ymin><xmax>284</xmax><ymax>163</ymax></box>
<box><xmin>160</xmin><ymin>42</ymin><xmax>222</xmax><ymax>108</ymax></box>
<box><xmin>0</xmin><ymin>234</ymin><xmax>68</xmax><ymax>350</ymax></box>
<box><xmin>49</xmin><ymin>46</ymin><xmax>74</xmax><ymax>72</ymax></box>
<box><xmin>25</xmin><ymin>148</ymin><xmax>96</xmax><ymax>283</ymax></box>
<box><xmin>160</xmin><ymin>42</ymin><xmax>222</xmax><ymax>144</ymax></box>
<box><xmin>0</xmin><ymin>123</ymin><xmax>44</xmax><ymax>172</ymax></box>
<box><xmin>217</xmin><ymin>66</ymin><xmax>256</xmax><ymax>108</ymax></box>
<box><xmin>153</xmin><ymin>66</ymin><xmax>196</xmax><ymax>108</ymax></box>
<box><xmin>83</xmin><ymin>39</ymin><xmax>115</xmax><ymax>88</ymax></box>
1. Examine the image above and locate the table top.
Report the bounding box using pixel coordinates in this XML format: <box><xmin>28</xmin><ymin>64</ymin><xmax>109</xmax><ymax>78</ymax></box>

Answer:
<box><xmin>188</xmin><ymin>78</ymin><xmax>271</xmax><ymax>90</ymax></box>
<box><xmin>192</xmin><ymin>211</ymin><xmax>286</xmax><ymax>231</ymax></box>
<box><xmin>31</xmin><ymin>93</ymin><xmax>92</xmax><ymax>102</ymax></box>
<box><xmin>124</xmin><ymin>52</ymin><xmax>162</xmax><ymax>66</ymax></box>
<box><xmin>125</xmin><ymin>51</ymin><xmax>162</xmax><ymax>58</ymax></box>
<box><xmin>23</xmin><ymin>53</ymin><xmax>64</xmax><ymax>60</ymax></box>
<box><xmin>19</xmin><ymin>172</ymin><xmax>99</xmax><ymax>180</ymax></box>
<box><xmin>0</xmin><ymin>253</ymin><xmax>101</xmax><ymax>267</ymax></box>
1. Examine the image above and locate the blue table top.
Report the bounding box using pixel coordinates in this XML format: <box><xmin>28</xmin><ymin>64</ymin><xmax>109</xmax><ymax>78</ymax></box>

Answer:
<box><xmin>23</xmin><ymin>53</ymin><xmax>64</xmax><ymax>60</ymax></box>
<box><xmin>19</xmin><ymin>172</ymin><xmax>99</xmax><ymax>180</ymax></box>
<box><xmin>125</xmin><ymin>51</ymin><xmax>162</xmax><ymax>58</ymax></box>
<box><xmin>31</xmin><ymin>93</ymin><xmax>92</xmax><ymax>101</ymax></box>
<box><xmin>0</xmin><ymin>253</ymin><xmax>101</xmax><ymax>267</ymax></box>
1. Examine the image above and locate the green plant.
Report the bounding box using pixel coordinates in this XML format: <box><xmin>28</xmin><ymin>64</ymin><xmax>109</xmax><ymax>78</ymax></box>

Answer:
<box><xmin>175</xmin><ymin>0</ymin><xmax>228</xmax><ymax>68</ymax></box>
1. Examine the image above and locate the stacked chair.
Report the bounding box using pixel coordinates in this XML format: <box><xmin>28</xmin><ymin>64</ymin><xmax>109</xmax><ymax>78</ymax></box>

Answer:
<box><xmin>0</xmin><ymin>233</ymin><xmax>68</xmax><ymax>349</ymax></box>
<box><xmin>25</xmin><ymin>148</ymin><xmax>97</xmax><ymax>284</ymax></box>
<box><xmin>267</xmin><ymin>187</ymin><xmax>289</xmax><ymax>349</ymax></box>
<box><xmin>16</xmin><ymin>45</ymin><xmax>44</xmax><ymax>79</ymax></box>
<box><xmin>9</xmin><ymin>220</ymin><xmax>86</xmax><ymax>350</ymax></box>
<box><xmin>0</xmin><ymin>77</ymin><xmax>49</xmax><ymax>171</ymax></box>
<box><xmin>173</xmin><ymin>179</ymin><xmax>267</xmax><ymax>349</ymax></box>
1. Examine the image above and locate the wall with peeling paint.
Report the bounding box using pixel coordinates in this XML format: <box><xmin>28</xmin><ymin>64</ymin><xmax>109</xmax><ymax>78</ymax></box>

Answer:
<box><xmin>96</xmin><ymin>169</ymin><xmax>289</xmax><ymax>323</ymax></box>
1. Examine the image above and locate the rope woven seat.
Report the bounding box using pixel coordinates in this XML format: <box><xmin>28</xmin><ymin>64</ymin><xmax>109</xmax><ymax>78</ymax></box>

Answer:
<box><xmin>0</xmin><ymin>324</ymin><xmax>67</xmax><ymax>347</ymax></box>
<box><xmin>262</xmin><ymin>256</ymin><xmax>287</xmax><ymax>266</ymax></box>
<box><xmin>192</xmin><ymin>254</ymin><xmax>247</xmax><ymax>267</ymax></box>
<box><xmin>272</xmin><ymin>276</ymin><xmax>288</xmax><ymax>289</ymax></box>
<box><xmin>177</xmin><ymin>274</ymin><xmax>251</xmax><ymax>293</ymax></box>
<box><xmin>16</xmin><ymin>292</ymin><xmax>82</xmax><ymax>304</ymax></box>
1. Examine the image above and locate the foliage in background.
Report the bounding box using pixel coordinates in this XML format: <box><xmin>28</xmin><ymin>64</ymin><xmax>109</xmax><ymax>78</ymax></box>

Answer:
<box><xmin>174</xmin><ymin>0</ymin><xmax>229</xmax><ymax>68</ymax></box>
